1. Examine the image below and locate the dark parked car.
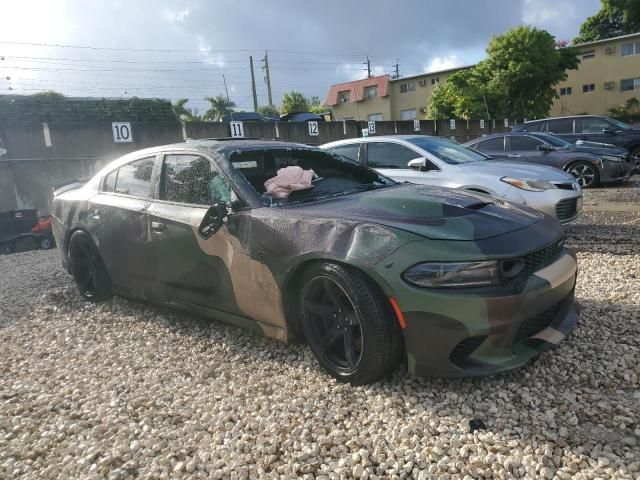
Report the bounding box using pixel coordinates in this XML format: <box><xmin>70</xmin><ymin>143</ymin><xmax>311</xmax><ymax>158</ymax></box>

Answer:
<box><xmin>222</xmin><ymin>112</ymin><xmax>267</xmax><ymax>122</ymax></box>
<box><xmin>512</xmin><ymin>115</ymin><xmax>640</xmax><ymax>172</ymax></box>
<box><xmin>51</xmin><ymin>139</ymin><xmax>578</xmax><ymax>384</ymax></box>
<box><xmin>464</xmin><ymin>132</ymin><xmax>633</xmax><ymax>188</ymax></box>
<box><xmin>280</xmin><ymin>112</ymin><xmax>324</xmax><ymax>122</ymax></box>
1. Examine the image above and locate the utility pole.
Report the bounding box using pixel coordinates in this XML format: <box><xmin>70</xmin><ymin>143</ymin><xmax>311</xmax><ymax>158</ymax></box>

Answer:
<box><xmin>222</xmin><ymin>74</ymin><xmax>230</xmax><ymax>101</ymax></box>
<box><xmin>364</xmin><ymin>56</ymin><xmax>372</xmax><ymax>78</ymax></box>
<box><xmin>249</xmin><ymin>55</ymin><xmax>258</xmax><ymax>112</ymax></box>
<box><xmin>262</xmin><ymin>51</ymin><xmax>274</xmax><ymax>108</ymax></box>
<box><xmin>393</xmin><ymin>60</ymin><xmax>400</xmax><ymax>79</ymax></box>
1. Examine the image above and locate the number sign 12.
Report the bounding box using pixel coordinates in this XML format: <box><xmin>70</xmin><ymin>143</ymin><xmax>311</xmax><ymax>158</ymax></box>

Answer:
<box><xmin>112</xmin><ymin>122</ymin><xmax>133</xmax><ymax>143</ymax></box>
<box><xmin>308</xmin><ymin>121</ymin><xmax>319</xmax><ymax>136</ymax></box>
<box><xmin>230</xmin><ymin>121</ymin><xmax>245</xmax><ymax>138</ymax></box>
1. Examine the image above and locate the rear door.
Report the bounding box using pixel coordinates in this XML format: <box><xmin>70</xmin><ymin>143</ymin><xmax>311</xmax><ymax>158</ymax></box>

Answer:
<box><xmin>546</xmin><ymin>118</ymin><xmax>578</xmax><ymax>144</ymax></box>
<box><xmin>507</xmin><ymin>135</ymin><xmax>546</xmax><ymax>163</ymax></box>
<box><xmin>88</xmin><ymin>155</ymin><xmax>157</xmax><ymax>291</ymax></box>
<box><xmin>146</xmin><ymin>152</ymin><xmax>247</xmax><ymax>315</ymax></box>
<box><xmin>472</xmin><ymin>136</ymin><xmax>507</xmax><ymax>159</ymax></box>
<box><xmin>576</xmin><ymin>117</ymin><xmax>625</xmax><ymax>148</ymax></box>
<box><xmin>365</xmin><ymin>140</ymin><xmax>440</xmax><ymax>185</ymax></box>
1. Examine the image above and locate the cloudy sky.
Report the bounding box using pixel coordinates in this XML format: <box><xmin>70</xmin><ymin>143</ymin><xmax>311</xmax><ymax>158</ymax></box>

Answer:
<box><xmin>0</xmin><ymin>0</ymin><xmax>600</xmax><ymax>114</ymax></box>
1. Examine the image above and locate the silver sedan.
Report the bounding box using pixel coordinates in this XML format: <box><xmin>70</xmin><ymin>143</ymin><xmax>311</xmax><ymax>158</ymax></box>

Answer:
<box><xmin>321</xmin><ymin>135</ymin><xmax>582</xmax><ymax>224</ymax></box>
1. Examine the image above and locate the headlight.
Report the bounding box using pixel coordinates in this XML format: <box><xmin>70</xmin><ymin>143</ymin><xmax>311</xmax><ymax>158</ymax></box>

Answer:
<box><xmin>402</xmin><ymin>261</ymin><xmax>500</xmax><ymax>288</ymax></box>
<box><xmin>601</xmin><ymin>154</ymin><xmax>623</xmax><ymax>162</ymax></box>
<box><xmin>501</xmin><ymin>177</ymin><xmax>555</xmax><ymax>192</ymax></box>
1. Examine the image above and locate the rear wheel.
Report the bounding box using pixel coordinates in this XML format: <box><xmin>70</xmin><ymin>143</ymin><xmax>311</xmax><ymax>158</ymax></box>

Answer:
<box><xmin>299</xmin><ymin>262</ymin><xmax>403</xmax><ymax>385</ymax></box>
<box><xmin>68</xmin><ymin>230</ymin><xmax>112</xmax><ymax>301</ymax></box>
<box><xmin>567</xmin><ymin>161</ymin><xmax>600</xmax><ymax>188</ymax></box>
<box><xmin>631</xmin><ymin>146</ymin><xmax>640</xmax><ymax>173</ymax></box>
<box><xmin>38</xmin><ymin>234</ymin><xmax>54</xmax><ymax>250</ymax></box>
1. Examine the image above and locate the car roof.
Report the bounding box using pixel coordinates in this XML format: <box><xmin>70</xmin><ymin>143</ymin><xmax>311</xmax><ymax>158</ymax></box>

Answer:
<box><xmin>463</xmin><ymin>131</ymin><xmax>548</xmax><ymax>144</ymax></box>
<box><xmin>322</xmin><ymin>135</ymin><xmax>436</xmax><ymax>148</ymax></box>
<box><xmin>521</xmin><ymin>114</ymin><xmax>604</xmax><ymax>124</ymax></box>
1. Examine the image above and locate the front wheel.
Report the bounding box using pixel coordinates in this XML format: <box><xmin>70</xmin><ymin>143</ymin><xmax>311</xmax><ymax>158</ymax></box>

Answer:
<box><xmin>630</xmin><ymin>146</ymin><xmax>640</xmax><ymax>173</ymax></box>
<box><xmin>38</xmin><ymin>234</ymin><xmax>55</xmax><ymax>250</ymax></box>
<box><xmin>299</xmin><ymin>262</ymin><xmax>403</xmax><ymax>385</ymax></box>
<box><xmin>567</xmin><ymin>161</ymin><xmax>600</xmax><ymax>188</ymax></box>
<box><xmin>68</xmin><ymin>230</ymin><xmax>112</xmax><ymax>301</ymax></box>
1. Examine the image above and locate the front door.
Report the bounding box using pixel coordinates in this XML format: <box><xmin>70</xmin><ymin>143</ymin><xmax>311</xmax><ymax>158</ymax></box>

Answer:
<box><xmin>88</xmin><ymin>155</ymin><xmax>156</xmax><ymax>291</ymax></box>
<box><xmin>576</xmin><ymin>117</ymin><xmax>624</xmax><ymax>147</ymax></box>
<box><xmin>366</xmin><ymin>141</ymin><xmax>440</xmax><ymax>185</ymax></box>
<box><xmin>146</xmin><ymin>153</ymin><xmax>246</xmax><ymax>315</ymax></box>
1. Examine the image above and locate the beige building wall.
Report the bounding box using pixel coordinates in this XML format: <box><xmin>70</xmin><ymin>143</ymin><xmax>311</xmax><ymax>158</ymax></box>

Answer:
<box><xmin>550</xmin><ymin>33</ymin><xmax>640</xmax><ymax>116</ymax></box>
<box><xmin>332</xmin><ymin>96</ymin><xmax>392</xmax><ymax>121</ymax></box>
<box><xmin>389</xmin><ymin>69</ymin><xmax>462</xmax><ymax>120</ymax></box>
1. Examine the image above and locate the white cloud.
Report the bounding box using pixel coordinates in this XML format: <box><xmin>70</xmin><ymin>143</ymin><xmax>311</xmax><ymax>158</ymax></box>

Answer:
<box><xmin>425</xmin><ymin>55</ymin><xmax>462</xmax><ymax>73</ymax></box>
<box><xmin>522</xmin><ymin>0</ymin><xmax>600</xmax><ymax>40</ymax></box>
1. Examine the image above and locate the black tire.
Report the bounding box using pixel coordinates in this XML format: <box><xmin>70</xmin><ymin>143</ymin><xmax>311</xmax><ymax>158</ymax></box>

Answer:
<box><xmin>68</xmin><ymin>230</ymin><xmax>112</xmax><ymax>302</ymax></box>
<box><xmin>631</xmin><ymin>146</ymin><xmax>640</xmax><ymax>174</ymax></box>
<box><xmin>299</xmin><ymin>262</ymin><xmax>403</xmax><ymax>385</ymax></box>
<box><xmin>38</xmin><ymin>234</ymin><xmax>55</xmax><ymax>250</ymax></box>
<box><xmin>566</xmin><ymin>161</ymin><xmax>600</xmax><ymax>188</ymax></box>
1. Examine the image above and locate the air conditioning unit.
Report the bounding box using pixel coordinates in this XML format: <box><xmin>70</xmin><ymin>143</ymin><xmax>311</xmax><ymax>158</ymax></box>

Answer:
<box><xmin>605</xmin><ymin>46</ymin><xmax>615</xmax><ymax>55</ymax></box>
<box><xmin>418</xmin><ymin>79</ymin><xmax>426</xmax><ymax>87</ymax></box>
<box><xmin>604</xmin><ymin>81</ymin><xmax>615</xmax><ymax>90</ymax></box>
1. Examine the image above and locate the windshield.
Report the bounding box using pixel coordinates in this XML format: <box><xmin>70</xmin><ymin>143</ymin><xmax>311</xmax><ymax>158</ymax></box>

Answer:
<box><xmin>227</xmin><ymin>148</ymin><xmax>395</xmax><ymax>205</ymax></box>
<box><xmin>606</xmin><ymin>117</ymin><xmax>632</xmax><ymax>130</ymax></box>
<box><xmin>406</xmin><ymin>136</ymin><xmax>488</xmax><ymax>164</ymax></box>
<box><xmin>536</xmin><ymin>133</ymin><xmax>574</xmax><ymax>147</ymax></box>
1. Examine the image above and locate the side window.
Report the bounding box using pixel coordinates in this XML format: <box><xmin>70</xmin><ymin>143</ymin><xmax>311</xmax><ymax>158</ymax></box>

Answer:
<box><xmin>523</xmin><ymin>121</ymin><xmax>546</xmax><ymax>132</ymax></box>
<box><xmin>328</xmin><ymin>144</ymin><xmax>360</xmax><ymax>162</ymax></box>
<box><xmin>547</xmin><ymin>118</ymin><xmax>574</xmax><ymax>134</ymax></box>
<box><xmin>579</xmin><ymin>117</ymin><xmax>612</xmax><ymax>133</ymax></box>
<box><xmin>114</xmin><ymin>156</ymin><xmax>155</xmax><ymax>197</ymax></box>
<box><xmin>160</xmin><ymin>154</ymin><xmax>234</xmax><ymax>205</ymax></box>
<box><xmin>475</xmin><ymin>137</ymin><xmax>505</xmax><ymax>152</ymax></box>
<box><xmin>367</xmin><ymin>142</ymin><xmax>421</xmax><ymax>169</ymax></box>
<box><xmin>103</xmin><ymin>169</ymin><xmax>117</xmax><ymax>192</ymax></box>
<box><xmin>509</xmin><ymin>136</ymin><xmax>542</xmax><ymax>151</ymax></box>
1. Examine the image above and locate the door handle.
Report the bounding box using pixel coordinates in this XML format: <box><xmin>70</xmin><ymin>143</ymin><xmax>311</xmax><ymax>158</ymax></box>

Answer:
<box><xmin>151</xmin><ymin>221</ymin><xmax>166</xmax><ymax>232</ymax></box>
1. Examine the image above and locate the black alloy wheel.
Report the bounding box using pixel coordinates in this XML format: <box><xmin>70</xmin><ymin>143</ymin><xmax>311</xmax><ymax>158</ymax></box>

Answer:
<box><xmin>300</xmin><ymin>262</ymin><xmax>403</xmax><ymax>385</ymax></box>
<box><xmin>68</xmin><ymin>230</ymin><xmax>112</xmax><ymax>301</ymax></box>
<box><xmin>567</xmin><ymin>161</ymin><xmax>600</xmax><ymax>188</ymax></box>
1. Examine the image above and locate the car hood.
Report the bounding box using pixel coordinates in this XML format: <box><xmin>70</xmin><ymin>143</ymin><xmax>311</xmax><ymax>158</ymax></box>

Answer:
<box><xmin>460</xmin><ymin>160</ymin><xmax>573</xmax><ymax>180</ymax></box>
<box><xmin>286</xmin><ymin>184</ymin><xmax>542</xmax><ymax>241</ymax></box>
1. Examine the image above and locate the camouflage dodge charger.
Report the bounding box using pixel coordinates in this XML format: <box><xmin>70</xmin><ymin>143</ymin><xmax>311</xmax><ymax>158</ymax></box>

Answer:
<box><xmin>52</xmin><ymin>139</ymin><xmax>579</xmax><ymax>384</ymax></box>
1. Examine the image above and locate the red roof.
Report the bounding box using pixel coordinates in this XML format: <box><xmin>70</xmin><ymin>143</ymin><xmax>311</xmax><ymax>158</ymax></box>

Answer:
<box><xmin>324</xmin><ymin>74</ymin><xmax>390</xmax><ymax>106</ymax></box>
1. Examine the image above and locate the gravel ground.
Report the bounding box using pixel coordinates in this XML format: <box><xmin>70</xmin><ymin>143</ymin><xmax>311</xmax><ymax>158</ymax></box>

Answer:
<box><xmin>1</xmin><ymin>210</ymin><xmax>639</xmax><ymax>479</ymax></box>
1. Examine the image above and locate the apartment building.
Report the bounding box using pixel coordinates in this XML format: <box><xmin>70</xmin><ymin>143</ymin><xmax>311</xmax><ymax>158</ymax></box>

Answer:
<box><xmin>325</xmin><ymin>66</ymin><xmax>471</xmax><ymax>121</ymax></box>
<box><xmin>551</xmin><ymin>32</ymin><xmax>640</xmax><ymax>116</ymax></box>
<box><xmin>325</xmin><ymin>32</ymin><xmax>640</xmax><ymax>121</ymax></box>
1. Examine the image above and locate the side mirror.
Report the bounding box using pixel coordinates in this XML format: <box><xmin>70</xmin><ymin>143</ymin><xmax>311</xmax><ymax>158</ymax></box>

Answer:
<box><xmin>603</xmin><ymin>128</ymin><xmax>617</xmax><ymax>136</ymax></box>
<box><xmin>198</xmin><ymin>203</ymin><xmax>228</xmax><ymax>239</ymax></box>
<box><xmin>408</xmin><ymin>158</ymin><xmax>427</xmax><ymax>170</ymax></box>
<box><xmin>537</xmin><ymin>144</ymin><xmax>554</xmax><ymax>152</ymax></box>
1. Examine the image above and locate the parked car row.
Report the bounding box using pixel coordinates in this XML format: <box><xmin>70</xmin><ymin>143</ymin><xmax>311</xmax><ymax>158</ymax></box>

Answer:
<box><xmin>52</xmin><ymin>136</ymin><xmax>580</xmax><ymax>384</ymax></box>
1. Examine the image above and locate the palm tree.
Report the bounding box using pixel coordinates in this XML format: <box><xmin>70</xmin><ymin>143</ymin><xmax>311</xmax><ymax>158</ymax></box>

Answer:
<box><xmin>280</xmin><ymin>91</ymin><xmax>309</xmax><ymax>114</ymax></box>
<box><xmin>172</xmin><ymin>98</ymin><xmax>195</xmax><ymax>121</ymax></box>
<box><xmin>204</xmin><ymin>95</ymin><xmax>236</xmax><ymax>121</ymax></box>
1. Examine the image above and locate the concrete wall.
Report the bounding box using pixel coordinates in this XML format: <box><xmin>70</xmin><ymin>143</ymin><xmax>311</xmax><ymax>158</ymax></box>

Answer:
<box><xmin>0</xmin><ymin>118</ymin><xmax>514</xmax><ymax>215</ymax></box>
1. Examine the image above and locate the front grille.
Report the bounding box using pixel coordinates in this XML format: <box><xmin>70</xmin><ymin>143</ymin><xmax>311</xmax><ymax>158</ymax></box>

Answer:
<box><xmin>555</xmin><ymin>198</ymin><xmax>578</xmax><ymax>222</ymax></box>
<box><xmin>522</xmin><ymin>237</ymin><xmax>564</xmax><ymax>274</ymax></box>
<box><xmin>554</xmin><ymin>182</ymin><xmax>575</xmax><ymax>191</ymax></box>
<box><xmin>514</xmin><ymin>301</ymin><xmax>562</xmax><ymax>343</ymax></box>
<box><xmin>450</xmin><ymin>335</ymin><xmax>487</xmax><ymax>368</ymax></box>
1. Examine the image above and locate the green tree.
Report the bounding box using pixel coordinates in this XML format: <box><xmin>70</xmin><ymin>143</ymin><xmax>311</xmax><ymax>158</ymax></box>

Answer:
<box><xmin>172</xmin><ymin>99</ymin><xmax>198</xmax><ymax>121</ymax></box>
<box><xmin>204</xmin><ymin>95</ymin><xmax>236</xmax><ymax>121</ymax></box>
<box><xmin>257</xmin><ymin>104</ymin><xmax>279</xmax><ymax>117</ymax></box>
<box><xmin>280</xmin><ymin>90</ymin><xmax>309</xmax><ymax>114</ymax></box>
<box><xmin>308</xmin><ymin>96</ymin><xmax>326</xmax><ymax>114</ymax></box>
<box><xmin>574</xmin><ymin>0</ymin><xmax>640</xmax><ymax>43</ymax></box>
<box><xmin>481</xmin><ymin>26</ymin><xmax>579</xmax><ymax>119</ymax></box>
<box><xmin>608</xmin><ymin>96</ymin><xmax>640</xmax><ymax>116</ymax></box>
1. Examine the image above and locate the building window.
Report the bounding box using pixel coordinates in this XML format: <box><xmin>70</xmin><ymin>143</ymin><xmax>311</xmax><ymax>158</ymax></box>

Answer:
<box><xmin>581</xmin><ymin>50</ymin><xmax>596</xmax><ymax>60</ymax></box>
<box><xmin>621</xmin><ymin>42</ymin><xmax>640</xmax><ymax>56</ymax></box>
<box><xmin>338</xmin><ymin>90</ymin><xmax>350</xmax><ymax>103</ymax></box>
<box><xmin>582</xmin><ymin>83</ymin><xmax>595</xmax><ymax>93</ymax></box>
<box><xmin>621</xmin><ymin>77</ymin><xmax>640</xmax><ymax>91</ymax></box>
<box><xmin>431</xmin><ymin>77</ymin><xmax>440</xmax><ymax>85</ymax></box>
<box><xmin>367</xmin><ymin>113</ymin><xmax>383</xmax><ymax>122</ymax></box>
<box><xmin>364</xmin><ymin>86</ymin><xmax>378</xmax><ymax>99</ymax></box>
<box><xmin>400</xmin><ymin>108</ymin><xmax>417</xmax><ymax>120</ymax></box>
<box><xmin>559</xmin><ymin>87</ymin><xmax>572</xmax><ymax>96</ymax></box>
<box><xmin>399</xmin><ymin>82</ymin><xmax>415</xmax><ymax>93</ymax></box>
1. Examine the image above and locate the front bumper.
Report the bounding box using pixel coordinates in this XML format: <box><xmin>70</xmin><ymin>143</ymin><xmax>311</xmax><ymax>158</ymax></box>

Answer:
<box><xmin>376</xmin><ymin>246</ymin><xmax>579</xmax><ymax>377</ymax></box>
<box><xmin>599</xmin><ymin>159</ymin><xmax>633</xmax><ymax>183</ymax></box>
